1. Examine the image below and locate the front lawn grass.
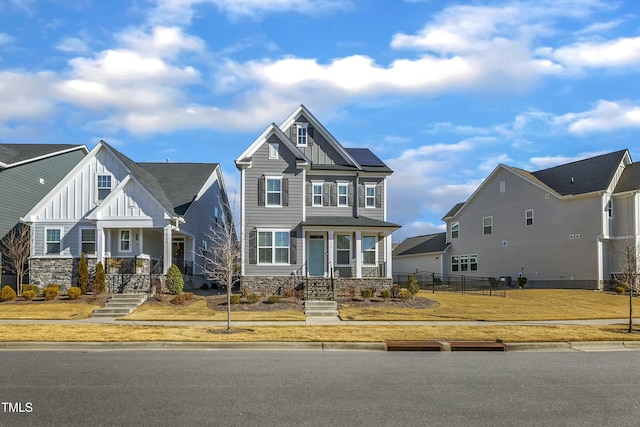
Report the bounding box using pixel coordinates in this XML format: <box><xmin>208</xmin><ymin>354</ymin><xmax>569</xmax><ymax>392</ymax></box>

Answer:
<box><xmin>0</xmin><ymin>303</ymin><xmax>99</xmax><ymax>320</ymax></box>
<box><xmin>339</xmin><ymin>289</ymin><xmax>637</xmax><ymax>321</ymax></box>
<box><xmin>0</xmin><ymin>323</ymin><xmax>638</xmax><ymax>343</ymax></box>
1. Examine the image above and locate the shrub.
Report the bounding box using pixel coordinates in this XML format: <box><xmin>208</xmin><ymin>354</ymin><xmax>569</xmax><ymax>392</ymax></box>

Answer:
<box><xmin>390</xmin><ymin>284</ymin><xmax>403</xmax><ymax>299</ymax></box>
<box><xmin>184</xmin><ymin>292</ymin><xmax>195</xmax><ymax>301</ymax></box>
<box><xmin>165</xmin><ymin>263</ymin><xmax>184</xmax><ymax>295</ymax></box>
<box><xmin>200</xmin><ymin>283</ymin><xmax>209</xmax><ymax>290</ymax></box>
<box><xmin>77</xmin><ymin>252</ymin><xmax>89</xmax><ymax>294</ymax></box>
<box><xmin>345</xmin><ymin>285</ymin><xmax>357</xmax><ymax>298</ymax></box>
<box><xmin>615</xmin><ymin>285</ymin><xmax>627</xmax><ymax>294</ymax></box>
<box><xmin>360</xmin><ymin>288</ymin><xmax>373</xmax><ymax>301</ymax></box>
<box><xmin>47</xmin><ymin>284</ymin><xmax>61</xmax><ymax>292</ymax></box>
<box><xmin>67</xmin><ymin>287</ymin><xmax>82</xmax><ymax>300</ymax></box>
<box><xmin>407</xmin><ymin>274</ymin><xmax>420</xmax><ymax>297</ymax></box>
<box><xmin>22</xmin><ymin>290</ymin><xmax>37</xmax><ymax>300</ymax></box>
<box><xmin>0</xmin><ymin>285</ymin><xmax>17</xmax><ymax>301</ymax></box>
<box><xmin>21</xmin><ymin>284</ymin><xmax>40</xmax><ymax>296</ymax></box>
<box><xmin>230</xmin><ymin>295</ymin><xmax>241</xmax><ymax>305</ymax></box>
<box><xmin>267</xmin><ymin>295</ymin><xmax>280</xmax><ymax>304</ymax></box>
<box><xmin>93</xmin><ymin>262</ymin><xmax>106</xmax><ymax>295</ymax></box>
<box><xmin>399</xmin><ymin>289</ymin><xmax>413</xmax><ymax>300</ymax></box>
<box><xmin>171</xmin><ymin>294</ymin><xmax>187</xmax><ymax>305</ymax></box>
<box><xmin>517</xmin><ymin>277</ymin><xmax>528</xmax><ymax>288</ymax></box>
<box><xmin>247</xmin><ymin>293</ymin><xmax>260</xmax><ymax>304</ymax></box>
<box><xmin>240</xmin><ymin>285</ymin><xmax>251</xmax><ymax>298</ymax></box>
<box><xmin>380</xmin><ymin>289</ymin><xmax>391</xmax><ymax>300</ymax></box>
<box><xmin>43</xmin><ymin>286</ymin><xmax>59</xmax><ymax>301</ymax></box>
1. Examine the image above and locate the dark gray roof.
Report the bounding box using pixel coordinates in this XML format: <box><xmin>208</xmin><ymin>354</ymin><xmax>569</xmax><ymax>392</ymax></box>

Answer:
<box><xmin>302</xmin><ymin>216</ymin><xmax>400</xmax><ymax>229</ymax></box>
<box><xmin>442</xmin><ymin>202</ymin><xmax>465</xmax><ymax>220</ymax></box>
<box><xmin>531</xmin><ymin>149</ymin><xmax>627</xmax><ymax>196</ymax></box>
<box><xmin>345</xmin><ymin>148</ymin><xmax>393</xmax><ymax>173</ymax></box>
<box><xmin>614</xmin><ymin>162</ymin><xmax>640</xmax><ymax>194</ymax></box>
<box><xmin>393</xmin><ymin>232</ymin><xmax>448</xmax><ymax>256</ymax></box>
<box><xmin>101</xmin><ymin>141</ymin><xmax>217</xmax><ymax>216</ymax></box>
<box><xmin>0</xmin><ymin>144</ymin><xmax>85</xmax><ymax>167</ymax></box>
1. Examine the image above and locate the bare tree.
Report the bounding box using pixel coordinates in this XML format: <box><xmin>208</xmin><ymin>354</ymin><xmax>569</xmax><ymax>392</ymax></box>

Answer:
<box><xmin>198</xmin><ymin>201</ymin><xmax>240</xmax><ymax>332</ymax></box>
<box><xmin>616</xmin><ymin>236</ymin><xmax>638</xmax><ymax>333</ymax></box>
<box><xmin>1</xmin><ymin>224</ymin><xmax>30</xmax><ymax>296</ymax></box>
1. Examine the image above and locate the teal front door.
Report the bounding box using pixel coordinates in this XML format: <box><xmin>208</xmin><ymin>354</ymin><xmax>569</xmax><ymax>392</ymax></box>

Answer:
<box><xmin>308</xmin><ymin>236</ymin><xmax>325</xmax><ymax>277</ymax></box>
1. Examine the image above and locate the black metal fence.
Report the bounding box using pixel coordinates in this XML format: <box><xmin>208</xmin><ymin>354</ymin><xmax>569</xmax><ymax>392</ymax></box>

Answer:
<box><xmin>393</xmin><ymin>271</ymin><xmax>507</xmax><ymax>297</ymax></box>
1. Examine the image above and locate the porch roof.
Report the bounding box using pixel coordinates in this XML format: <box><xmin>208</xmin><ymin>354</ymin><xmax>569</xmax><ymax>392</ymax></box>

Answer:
<box><xmin>301</xmin><ymin>216</ymin><xmax>400</xmax><ymax>230</ymax></box>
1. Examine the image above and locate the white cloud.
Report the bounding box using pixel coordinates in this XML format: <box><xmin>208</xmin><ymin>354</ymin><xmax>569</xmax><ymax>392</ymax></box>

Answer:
<box><xmin>528</xmin><ymin>151</ymin><xmax>608</xmax><ymax>169</ymax></box>
<box><xmin>56</xmin><ymin>37</ymin><xmax>89</xmax><ymax>54</ymax></box>
<box><xmin>540</xmin><ymin>36</ymin><xmax>640</xmax><ymax>69</ymax></box>
<box><xmin>574</xmin><ymin>19</ymin><xmax>623</xmax><ymax>35</ymax></box>
<box><xmin>0</xmin><ymin>71</ymin><xmax>57</xmax><ymax>123</ymax></box>
<box><xmin>0</xmin><ymin>33</ymin><xmax>14</xmax><ymax>45</ymax></box>
<box><xmin>555</xmin><ymin>100</ymin><xmax>640</xmax><ymax>134</ymax></box>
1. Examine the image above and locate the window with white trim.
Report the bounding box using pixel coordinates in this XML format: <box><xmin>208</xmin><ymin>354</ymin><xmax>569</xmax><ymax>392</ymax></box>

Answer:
<box><xmin>46</xmin><ymin>228</ymin><xmax>61</xmax><ymax>255</ymax></box>
<box><xmin>469</xmin><ymin>254</ymin><xmax>478</xmax><ymax>271</ymax></box>
<box><xmin>483</xmin><ymin>216</ymin><xmax>493</xmax><ymax>235</ymax></box>
<box><xmin>336</xmin><ymin>234</ymin><xmax>351</xmax><ymax>265</ymax></box>
<box><xmin>451</xmin><ymin>255</ymin><xmax>459</xmax><ymax>272</ymax></box>
<box><xmin>362</xmin><ymin>236</ymin><xmax>376</xmax><ymax>265</ymax></box>
<box><xmin>365</xmin><ymin>185</ymin><xmax>375</xmax><ymax>208</ymax></box>
<box><xmin>81</xmin><ymin>228</ymin><xmax>96</xmax><ymax>255</ymax></box>
<box><xmin>452</xmin><ymin>254</ymin><xmax>478</xmax><ymax>272</ymax></box>
<box><xmin>451</xmin><ymin>222</ymin><xmax>459</xmax><ymax>239</ymax></box>
<box><xmin>338</xmin><ymin>183</ymin><xmax>348</xmax><ymax>207</ymax></box>
<box><xmin>607</xmin><ymin>200</ymin><xmax>613</xmax><ymax>218</ymax></box>
<box><xmin>312</xmin><ymin>183</ymin><xmax>323</xmax><ymax>207</ymax></box>
<box><xmin>525</xmin><ymin>209</ymin><xmax>533</xmax><ymax>226</ymax></box>
<box><xmin>120</xmin><ymin>230</ymin><xmax>131</xmax><ymax>252</ymax></box>
<box><xmin>97</xmin><ymin>174</ymin><xmax>112</xmax><ymax>201</ymax></box>
<box><xmin>258</xmin><ymin>230</ymin><xmax>290</xmax><ymax>264</ymax></box>
<box><xmin>268</xmin><ymin>143</ymin><xmax>279</xmax><ymax>159</ymax></box>
<box><xmin>266</xmin><ymin>177</ymin><xmax>282</xmax><ymax>206</ymax></box>
<box><xmin>296</xmin><ymin>123</ymin><xmax>308</xmax><ymax>146</ymax></box>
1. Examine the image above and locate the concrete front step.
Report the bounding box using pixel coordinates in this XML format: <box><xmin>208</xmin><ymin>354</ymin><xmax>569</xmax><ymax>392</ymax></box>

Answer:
<box><xmin>305</xmin><ymin>310</ymin><xmax>340</xmax><ymax>317</ymax></box>
<box><xmin>304</xmin><ymin>301</ymin><xmax>340</xmax><ymax>319</ymax></box>
<box><xmin>92</xmin><ymin>293</ymin><xmax>147</xmax><ymax>318</ymax></box>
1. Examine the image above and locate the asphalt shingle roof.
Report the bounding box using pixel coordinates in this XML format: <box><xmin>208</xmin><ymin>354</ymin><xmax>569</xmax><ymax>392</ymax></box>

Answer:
<box><xmin>302</xmin><ymin>216</ymin><xmax>400</xmax><ymax>229</ymax></box>
<box><xmin>0</xmin><ymin>144</ymin><xmax>84</xmax><ymax>167</ymax></box>
<box><xmin>393</xmin><ymin>232</ymin><xmax>448</xmax><ymax>256</ymax></box>
<box><xmin>614</xmin><ymin>162</ymin><xmax>640</xmax><ymax>194</ymax></box>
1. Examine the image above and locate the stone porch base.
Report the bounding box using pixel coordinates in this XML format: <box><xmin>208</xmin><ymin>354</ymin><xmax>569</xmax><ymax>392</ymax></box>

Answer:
<box><xmin>240</xmin><ymin>275</ymin><xmax>393</xmax><ymax>298</ymax></box>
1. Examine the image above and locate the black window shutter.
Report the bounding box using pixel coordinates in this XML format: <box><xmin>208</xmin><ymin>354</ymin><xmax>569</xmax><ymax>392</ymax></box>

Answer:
<box><xmin>375</xmin><ymin>183</ymin><xmax>383</xmax><ymax>208</ymax></box>
<box><xmin>359</xmin><ymin>184</ymin><xmax>365</xmax><ymax>207</ymax></box>
<box><xmin>330</xmin><ymin>183</ymin><xmax>337</xmax><ymax>206</ymax></box>
<box><xmin>306</xmin><ymin>182</ymin><xmax>312</xmax><ymax>206</ymax></box>
<box><xmin>258</xmin><ymin>176</ymin><xmax>265</xmax><ymax>206</ymax></box>
<box><xmin>348</xmin><ymin>183</ymin><xmax>354</xmax><ymax>206</ymax></box>
<box><xmin>282</xmin><ymin>178</ymin><xmax>289</xmax><ymax>206</ymax></box>
<box><xmin>289</xmin><ymin>231</ymin><xmax>297</xmax><ymax>264</ymax></box>
<box><xmin>249</xmin><ymin>228</ymin><xmax>257</xmax><ymax>264</ymax></box>
<box><xmin>323</xmin><ymin>183</ymin><xmax>330</xmax><ymax>206</ymax></box>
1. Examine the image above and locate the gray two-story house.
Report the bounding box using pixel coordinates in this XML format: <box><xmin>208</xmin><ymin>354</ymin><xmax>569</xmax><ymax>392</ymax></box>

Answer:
<box><xmin>235</xmin><ymin>105</ymin><xmax>399</xmax><ymax>297</ymax></box>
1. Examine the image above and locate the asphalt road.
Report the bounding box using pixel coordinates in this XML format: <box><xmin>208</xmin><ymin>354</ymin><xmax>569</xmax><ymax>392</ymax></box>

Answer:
<box><xmin>0</xmin><ymin>350</ymin><xmax>639</xmax><ymax>426</ymax></box>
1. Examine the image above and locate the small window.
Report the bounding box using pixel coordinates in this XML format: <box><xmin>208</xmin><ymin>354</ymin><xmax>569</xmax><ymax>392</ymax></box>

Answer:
<box><xmin>451</xmin><ymin>255</ymin><xmax>459</xmax><ymax>272</ymax></box>
<box><xmin>365</xmin><ymin>185</ymin><xmax>375</xmax><ymax>208</ymax></box>
<box><xmin>336</xmin><ymin>234</ymin><xmax>351</xmax><ymax>265</ymax></box>
<box><xmin>268</xmin><ymin>143</ymin><xmax>279</xmax><ymax>159</ymax></box>
<box><xmin>607</xmin><ymin>200</ymin><xmax>613</xmax><ymax>218</ymax></box>
<box><xmin>312</xmin><ymin>183</ymin><xmax>323</xmax><ymax>207</ymax></box>
<box><xmin>525</xmin><ymin>209</ymin><xmax>534</xmax><ymax>226</ymax></box>
<box><xmin>120</xmin><ymin>230</ymin><xmax>131</xmax><ymax>252</ymax></box>
<box><xmin>97</xmin><ymin>174</ymin><xmax>112</xmax><ymax>201</ymax></box>
<box><xmin>338</xmin><ymin>183</ymin><xmax>348</xmax><ymax>207</ymax></box>
<box><xmin>296</xmin><ymin>124</ymin><xmax>308</xmax><ymax>146</ymax></box>
<box><xmin>362</xmin><ymin>236</ymin><xmax>376</xmax><ymax>265</ymax></box>
<box><xmin>500</xmin><ymin>180</ymin><xmax>506</xmax><ymax>193</ymax></box>
<box><xmin>451</xmin><ymin>222</ymin><xmax>459</xmax><ymax>239</ymax></box>
<box><xmin>46</xmin><ymin>229</ymin><xmax>61</xmax><ymax>255</ymax></box>
<box><xmin>266</xmin><ymin>177</ymin><xmax>282</xmax><ymax>206</ymax></box>
<box><xmin>470</xmin><ymin>254</ymin><xmax>478</xmax><ymax>271</ymax></box>
<box><xmin>81</xmin><ymin>229</ymin><xmax>96</xmax><ymax>255</ymax></box>
<box><xmin>483</xmin><ymin>216</ymin><xmax>493</xmax><ymax>235</ymax></box>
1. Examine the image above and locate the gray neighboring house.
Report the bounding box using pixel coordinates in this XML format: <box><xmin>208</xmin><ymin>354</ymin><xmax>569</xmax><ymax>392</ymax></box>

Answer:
<box><xmin>442</xmin><ymin>149</ymin><xmax>640</xmax><ymax>289</ymax></box>
<box><xmin>392</xmin><ymin>232</ymin><xmax>448</xmax><ymax>275</ymax></box>
<box><xmin>23</xmin><ymin>141</ymin><xmax>231</xmax><ymax>291</ymax></box>
<box><xmin>0</xmin><ymin>144</ymin><xmax>88</xmax><ymax>287</ymax></box>
<box><xmin>235</xmin><ymin>105</ymin><xmax>400</xmax><ymax>297</ymax></box>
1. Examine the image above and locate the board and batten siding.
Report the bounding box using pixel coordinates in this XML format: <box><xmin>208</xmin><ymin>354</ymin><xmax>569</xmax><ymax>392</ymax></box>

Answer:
<box><xmin>286</xmin><ymin>119</ymin><xmax>345</xmax><ymax>166</ymax></box>
<box><xmin>447</xmin><ymin>168</ymin><xmax>602</xmax><ymax>283</ymax></box>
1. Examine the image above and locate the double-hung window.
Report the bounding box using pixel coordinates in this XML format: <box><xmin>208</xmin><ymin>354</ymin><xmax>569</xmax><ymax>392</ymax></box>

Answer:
<box><xmin>296</xmin><ymin>124</ymin><xmax>308</xmax><ymax>146</ymax></box>
<box><xmin>483</xmin><ymin>216</ymin><xmax>493</xmax><ymax>235</ymax></box>
<box><xmin>46</xmin><ymin>229</ymin><xmax>61</xmax><ymax>255</ymax></box>
<box><xmin>362</xmin><ymin>236</ymin><xmax>376</xmax><ymax>265</ymax></box>
<box><xmin>312</xmin><ymin>183</ymin><xmax>323</xmax><ymax>206</ymax></box>
<box><xmin>120</xmin><ymin>230</ymin><xmax>131</xmax><ymax>252</ymax></box>
<box><xmin>266</xmin><ymin>177</ymin><xmax>282</xmax><ymax>206</ymax></box>
<box><xmin>469</xmin><ymin>254</ymin><xmax>478</xmax><ymax>271</ymax></box>
<box><xmin>97</xmin><ymin>174</ymin><xmax>112</xmax><ymax>201</ymax></box>
<box><xmin>460</xmin><ymin>255</ymin><xmax>469</xmax><ymax>271</ymax></box>
<box><xmin>258</xmin><ymin>230</ymin><xmax>290</xmax><ymax>264</ymax></box>
<box><xmin>451</xmin><ymin>255</ymin><xmax>459</xmax><ymax>272</ymax></box>
<box><xmin>451</xmin><ymin>222</ymin><xmax>459</xmax><ymax>239</ymax></box>
<box><xmin>81</xmin><ymin>229</ymin><xmax>96</xmax><ymax>255</ymax></box>
<box><xmin>525</xmin><ymin>209</ymin><xmax>534</xmax><ymax>226</ymax></box>
<box><xmin>338</xmin><ymin>183</ymin><xmax>348</xmax><ymax>207</ymax></box>
<box><xmin>365</xmin><ymin>185</ymin><xmax>375</xmax><ymax>208</ymax></box>
<box><xmin>336</xmin><ymin>234</ymin><xmax>351</xmax><ymax>265</ymax></box>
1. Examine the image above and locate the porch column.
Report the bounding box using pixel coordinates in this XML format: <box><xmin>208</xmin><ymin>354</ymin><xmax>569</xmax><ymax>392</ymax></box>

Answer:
<box><xmin>385</xmin><ymin>232</ymin><xmax>393</xmax><ymax>278</ymax></box>
<box><xmin>355</xmin><ymin>231</ymin><xmax>362</xmax><ymax>278</ymax></box>
<box><xmin>96</xmin><ymin>225</ymin><xmax>105</xmax><ymax>264</ymax></box>
<box><xmin>328</xmin><ymin>231</ymin><xmax>335</xmax><ymax>274</ymax></box>
<box><xmin>163</xmin><ymin>225</ymin><xmax>172</xmax><ymax>274</ymax></box>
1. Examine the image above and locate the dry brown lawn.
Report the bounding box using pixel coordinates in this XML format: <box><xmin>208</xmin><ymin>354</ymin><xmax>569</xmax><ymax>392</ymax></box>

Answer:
<box><xmin>0</xmin><ymin>302</ymin><xmax>100</xmax><ymax>320</ymax></box>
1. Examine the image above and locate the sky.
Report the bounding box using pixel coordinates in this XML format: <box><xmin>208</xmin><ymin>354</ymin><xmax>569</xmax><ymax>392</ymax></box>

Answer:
<box><xmin>2</xmin><ymin>0</ymin><xmax>640</xmax><ymax>242</ymax></box>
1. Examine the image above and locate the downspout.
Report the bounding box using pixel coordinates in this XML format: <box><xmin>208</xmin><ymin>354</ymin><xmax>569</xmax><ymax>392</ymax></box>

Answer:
<box><xmin>355</xmin><ymin>172</ymin><xmax>360</xmax><ymax>218</ymax></box>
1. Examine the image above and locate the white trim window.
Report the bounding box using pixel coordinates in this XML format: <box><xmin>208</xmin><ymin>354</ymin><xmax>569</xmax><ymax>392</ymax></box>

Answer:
<box><xmin>451</xmin><ymin>222</ymin><xmax>459</xmax><ymax>239</ymax></box>
<box><xmin>607</xmin><ymin>200</ymin><xmax>613</xmax><ymax>218</ymax></box>
<box><xmin>258</xmin><ymin>230</ymin><xmax>290</xmax><ymax>264</ymax></box>
<box><xmin>46</xmin><ymin>228</ymin><xmax>62</xmax><ymax>255</ymax></box>
<box><xmin>296</xmin><ymin>123</ymin><xmax>308</xmax><ymax>146</ymax></box>
<box><xmin>362</xmin><ymin>235</ymin><xmax>376</xmax><ymax>266</ymax></box>
<box><xmin>451</xmin><ymin>255</ymin><xmax>459</xmax><ymax>272</ymax></box>
<box><xmin>469</xmin><ymin>254</ymin><xmax>478</xmax><ymax>271</ymax></box>
<box><xmin>365</xmin><ymin>184</ymin><xmax>375</xmax><ymax>208</ymax></box>
<box><xmin>338</xmin><ymin>183</ymin><xmax>348</xmax><ymax>207</ymax></box>
<box><xmin>266</xmin><ymin>177</ymin><xmax>282</xmax><ymax>207</ymax></box>
<box><xmin>268</xmin><ymin>142</ymin><xmax>279</xmax><ymax>159</ymax></box>
<box><xmin>120</xmin><ymin>230</ymin><xmax>131</xmax><ymax>252</ymax></box>
<box><xmin>453</xmin><ymin>254</ymin><xmax>478</xmax><ymax>272</ymax></box>
<box><xmin>81</xmin><ymin>228</ymin><xmax>96</xmax><ymax>255</ymax></box>
<box><xmin>336</xmin><ymin>234</ymin><xmax>351</xmax><ymax>266</ymax></box>
<box><xmin>312</xmin><ymin>182</ymin><xmax>323</xmax><ymax>206</ymax></box>
<box><xmin>460</xmin><ymin>255</ymin><xmax>469</xmax><ymax>271</ymax></box>
<box><xmin>525</xmin><ymin>209</ymin><xmax>534</xmax><ymax>226</ymax></box>
<box><xmin>483</xmin><ymin>216</ymin><xmax>493</xmax><ymax>235</ymax></box>
<box><xmin>97</xmin><ymin>174</ymin><xmax>112</xmax><ymax>202</ymax></box>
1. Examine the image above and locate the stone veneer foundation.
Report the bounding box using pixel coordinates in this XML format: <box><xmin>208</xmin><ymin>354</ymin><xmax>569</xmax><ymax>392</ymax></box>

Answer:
<box><xmin>240</xmin><ymin>275</ymin><xmax>393</xmax><ymax>298</ymax></box>
<box><xmin>29</xmin><ymin>258</ymin><xmax>98</xmax><ymax>291</ymax></box>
